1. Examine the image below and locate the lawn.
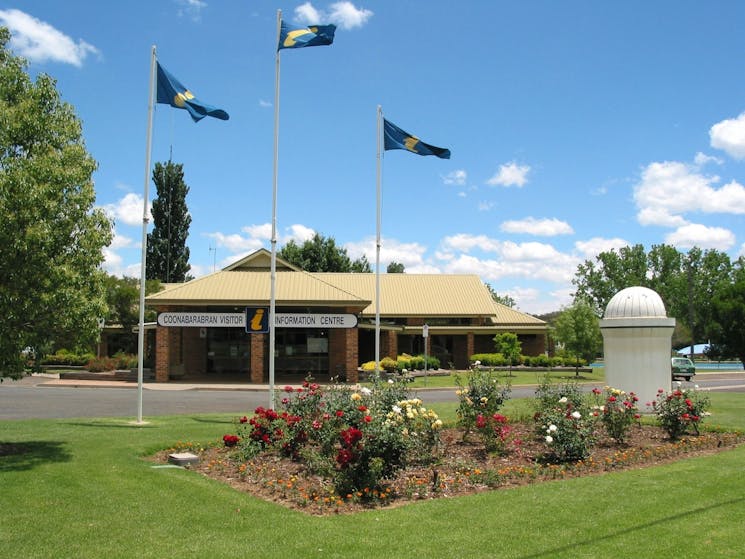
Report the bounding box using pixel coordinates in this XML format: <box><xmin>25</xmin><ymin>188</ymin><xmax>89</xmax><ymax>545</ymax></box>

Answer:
<box><xmin>375</xmin><ymin>367</ymin><xmax>606</xmax><ymax>389</ymax></box>
<box><xmin>1</xmin><ymin>393</ymin><xmax>744</xmax><ymax>558</ymax></box>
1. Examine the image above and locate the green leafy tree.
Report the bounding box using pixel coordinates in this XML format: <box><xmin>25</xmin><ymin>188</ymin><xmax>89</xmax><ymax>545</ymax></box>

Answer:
<box><xmin>0</xmin><ymin>29</ymin><xmax>112</xmax><ymax>378</ymax></box>
<box><xmin>493</xmin><ymin>332</ymin><xmax>521</xmax><ymax>375</ymax></box>
<box><xmin>553</xmin><ymin>300</ymin><xmax>602</xmax><ymax>375</ymax></box>
<box><xmin>387</xmin><ymin>261</ymin><xmax>405</xmax><ymax>273</ymax></box>
<box><xmin>102</xmin><ymin>275</ymin><xmax>161</xmax><ymax>354</ymax></box>
<box><xmin>572</xmin><ymin>244</ymin><xmax>732</xmax><ymax>353</ymax></box>
<box><xmin>572</xmin><ymin>244</ymin><xmax>648</xmax><ymax>315</ymax></box>
<box><xmin>710</xmin><ymin>258</ymin><xmax>745</xmax><ymax>368</ymax></box>
<box><xmin>146</xmin><ymin>161</ymin><xmax>191</xmax><ymax>282</ymax></box>
<box><xmin>485</xmin><ymin>284</ymin><xmax>516</xmax><ymax>308</ymax></box>
<box><xmin>279</xmin><ymin>233</ymin><xmax>370</xmax><ymax>272</ymax></box>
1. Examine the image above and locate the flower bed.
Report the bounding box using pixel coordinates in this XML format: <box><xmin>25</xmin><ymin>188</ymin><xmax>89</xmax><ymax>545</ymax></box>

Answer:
<box><xmin>164</xmin><ymin>423</ymin><xmax>742</xmax><ymax>516</ymax></box>
<box><xmin>156</xmin><ymin>378</ymin><xmax>743</xmax><ymax>516</ymax></box>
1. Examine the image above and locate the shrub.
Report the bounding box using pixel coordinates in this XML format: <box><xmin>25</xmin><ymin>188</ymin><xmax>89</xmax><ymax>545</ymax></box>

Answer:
<box><xmin>112</xmin><ymin>352</ymin><xmax>137</xmax><ymax>369</ymax></box>
<box><xmin>86</xmin><ymin>357</ymin><xmax>117</xmax><ymax>372</ymax></box>
<box><xmin>648</xmin><ymin>385</ymin><xmax>711</xmax><ymax>440</ymax></box>
<box><xmin>475</xmin><ymin>412</ymin><xmax>516</xmax><ymax>455</ymax></box>
<box><xmin>469</xmin><ymin>353</ymin><xmax>507</xmax><ymax>367</ymax></box>
<box><xmin>41</xmin><ymin>349</ymin><xmax>94</xmax><ymax>366</ymax></box>
<box><xmin>235</xmin><ymin>379</ymin><xmax>434</xmax><ymax>499</ymax></box>
<box><xmin>533</xmin><ymin>378</ymin><xmax>595</xmax><ymax>462</ymax></box>
<box><xmin>591</xmin><ymin>386</ymin><xmax>640</xmax><ymax>444</ymax></box>
<box><xmin>455</xmin><ymin>367</ymin><xmax>510</xmax><ymax>439</ymax></box>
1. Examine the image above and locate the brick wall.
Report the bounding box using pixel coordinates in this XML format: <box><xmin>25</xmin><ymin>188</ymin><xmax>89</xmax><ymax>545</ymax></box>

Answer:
<box><xmin>250</xmin><ymin>333</ymin><xmax>265</xmax><ymax>383</ymax></box>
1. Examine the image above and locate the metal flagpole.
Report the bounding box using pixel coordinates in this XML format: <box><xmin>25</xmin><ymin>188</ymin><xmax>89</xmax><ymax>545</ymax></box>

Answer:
<box><xmin>375</xmin><ymin>106</ymin><xmax>382</xmax><ymax>380</ymax></box>
<box><xmin>136</xmin><ymin>45</ymin><xmax>157</xmax><ymax>424</ymax></box>
<box><xmin>269</xmin><ymin>10</ymin><xmax>282</xmax><ymax>409</ymax></box>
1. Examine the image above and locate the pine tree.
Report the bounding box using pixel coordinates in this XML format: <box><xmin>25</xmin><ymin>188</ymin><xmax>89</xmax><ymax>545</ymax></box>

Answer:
<box><xmin>146</xmin><ymin>161</ymin><xmax>192</xmax><ymax>282</ymax></box>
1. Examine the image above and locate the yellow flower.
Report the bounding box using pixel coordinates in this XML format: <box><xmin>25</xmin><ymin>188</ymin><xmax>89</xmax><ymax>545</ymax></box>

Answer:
<box><xmin>351</xmin><ymin>393</ymin><xmax>362</xmax><ymax>401</ymax></box>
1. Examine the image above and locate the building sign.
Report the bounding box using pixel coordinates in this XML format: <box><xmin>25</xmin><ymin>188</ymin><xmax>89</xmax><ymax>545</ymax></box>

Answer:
<box><xmin>246</xmin><ymin>307</ymin><xmax>269</xmax><ymax>333</ymax></box>
<box><xmin>274</xmin><ymin>313</ymin><xmax>357</xmax><ymax>328</ymax></box>
<box><xmin>157</xmin><ymin>312</ymin><xmax>246</xmax><ymax>327</ymax></box>
<box><xmin>158</xmin><ymin>310</ymin><xmax>357</xmax><ymax>330</ymax></box>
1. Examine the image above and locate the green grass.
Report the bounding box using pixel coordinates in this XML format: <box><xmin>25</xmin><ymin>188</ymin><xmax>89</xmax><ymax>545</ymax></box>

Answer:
<box><xmin>2</xmin><ymin>393</ymin><xmax>744</xmax><ymax>558</ymax></box>
<box><xmin>375</xmin><ymin>367</ymin><xmax>606</xmax><ymax>389</ymax></box>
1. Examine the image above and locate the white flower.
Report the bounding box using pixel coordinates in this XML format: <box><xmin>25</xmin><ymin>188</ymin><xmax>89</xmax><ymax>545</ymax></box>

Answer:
<box><xmin>401</xmin><ymin>368</ymin><xmax>408</xmax><ymax>374</ymax></box>
<box><xmin>548</xmin><ymin>424</ymin><xmax>557</xmax><ymax>432</ymax></box>
<box><xmin>545</xmin><ymin>435</ymin><xmax>554</xmax><ymax>444</ymax></box>
<box><xmin>694</xmin><ymin>385</ymin><xmax>699</xmax><ymax>389</ymax></box>
<box><xmin>360</xmin><ymin>387</ymin><xmax>372</xmax><ymax>396</ymax></box>
<box><xmin>391</xmin><ymin>405</ymin><xmax>401</xmax><ymax>414</ymax></box>
<box><xmin>559</xmin><ymin>397</ymin><xmax>568</xmax><ymax>404</ymax></box>
<box><xmin>388</xmin><ymin>379</ymin><xmax>394</xmax><ymax>384</ymax></box>
<box><xmin>571</xmin><ymin>411</ymin><xmax>581</xmax><ymax>419</ymax></box>
<box><xmin>474</xmin><ymin>360</ymin><xmax>481</xmax><ymax>366</ymax></box>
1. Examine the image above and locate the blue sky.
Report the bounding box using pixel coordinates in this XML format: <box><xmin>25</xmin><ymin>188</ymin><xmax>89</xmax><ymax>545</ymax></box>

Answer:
<box><xmin>3</xmin><ymin>1</ymin><xmax>745</xmax><ymax>315</ymax></box>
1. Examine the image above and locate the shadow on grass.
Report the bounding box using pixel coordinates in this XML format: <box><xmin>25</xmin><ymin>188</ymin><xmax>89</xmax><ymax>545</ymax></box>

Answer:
<box><xmin>0</xmin><ymin>441</ymin><xmax>72</xmax><ymax>472</ymax></box>
<box><xmin>519</xmin><ymin>497</ymin><xmax>745</xmax><ymax>558</ymax></box>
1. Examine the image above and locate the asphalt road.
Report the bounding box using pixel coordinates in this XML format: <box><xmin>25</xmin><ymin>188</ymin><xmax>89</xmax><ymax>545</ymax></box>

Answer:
<box><xmin>1</xmin><ymin>372</ymin><xmax>743</xmax><ymax>421</ymax></box>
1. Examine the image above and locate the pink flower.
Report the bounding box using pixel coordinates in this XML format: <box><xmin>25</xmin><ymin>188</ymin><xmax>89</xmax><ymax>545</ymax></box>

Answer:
<box><xmin>283</xmin><ymin>385</ymin><xmax>294</xmax><ymax>393</ymax></box>
<box><xmin>239</xmin><ymin>416</ymin><xmax>248</xmax><ymax>424</ymax></box>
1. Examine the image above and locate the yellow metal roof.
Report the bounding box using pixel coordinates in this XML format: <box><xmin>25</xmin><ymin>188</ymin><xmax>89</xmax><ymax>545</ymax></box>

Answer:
<box><xmin>146</xmin><ymin>253</ymin><xmax>546</xmax><ymax>328</ymax></box>
<box><xmin>147</xmin><ymin>270</ymin><xmax>368</xmax><ymax>307</ymax></box>
<box><xmin>312</xmin><ymin>273</ymin><xmax>501</xmax><ymax>318</ymax></box>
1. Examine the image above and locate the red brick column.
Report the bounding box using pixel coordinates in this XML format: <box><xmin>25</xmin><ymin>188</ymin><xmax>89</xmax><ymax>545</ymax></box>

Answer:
<box><xmin>250</xmin><ymin>333</ymin><xmax>265</xmax><ymax>383</ymax></box>
<box><xmin>155</xmin><ymin>325</ymin><xmax>171</xmax><ymax>382</ymax></box>
<box><xmin>329</xmin><ymin>313</ymin><xmax>360</xmax><ymax>383</ymax></box>
<box><xmin>467</xmin><ymin>332</ymin><xmax>475</xmax><ymax>363</ymax></box>
<box><xmin>381</xmin><ymin>330</ymin><xmax>398</xmax><ymax>359</ymax></box>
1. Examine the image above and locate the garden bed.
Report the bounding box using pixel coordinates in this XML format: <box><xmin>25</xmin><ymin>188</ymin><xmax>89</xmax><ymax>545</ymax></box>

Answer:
<box><xmin>156</xmin><ymin>423</ymin><xmax>743</xmax><ymax>516</ymax></box>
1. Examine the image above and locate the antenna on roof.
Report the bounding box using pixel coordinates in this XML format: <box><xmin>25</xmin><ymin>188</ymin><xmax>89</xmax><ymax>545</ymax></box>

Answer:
<box><xmin>209</xmin><ymin>243</ymin><xmax>216</xmax><ymax>273</ymax></box>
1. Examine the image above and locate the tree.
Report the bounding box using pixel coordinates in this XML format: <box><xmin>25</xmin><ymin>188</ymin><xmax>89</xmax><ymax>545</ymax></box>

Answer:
<box><xmin>485</xmin><ymin>284</ymin><xmax>516</xmax><ymax>308</ymax></box>
<box><xmin>710</xmin><ymin>258</ymin><xmax>745</xmax><ymax>368</ymax></box>
<box><xmin>387</xmin><ymin>261</ymin><xmax>405</xmax><ymax>273</ymax></box>
<box><xmin>102</xmin><ymin>275</ymin><xmax>161</xmax><ymax>354</ymax></box>
<box><xmin>553</xmin><ymin>300</ymin><xmax>602</xmax><ymax>375</ymax></box>
<box><xmin>0</xmin><ymin>28</ymin><xmax>112</xmax><ymax>378</ymax></box>
<box><xmin>572</xmin><ymin>244</ymin><xmax>733</xmax><ymax>353</ymax></box>
<box><xmin>146</xmin><ymin>161</ymin><xmax>192</xmax><ymax>282</ymax></box>
<box><xmin>279</xmin><ymin>233</ymin><xmax>370</xmax><ymax>272</ymax></box>
<box><xmin>493</xmin><ymin>332</ymin><xmax>521</xmax><ymax>375</ymax></box>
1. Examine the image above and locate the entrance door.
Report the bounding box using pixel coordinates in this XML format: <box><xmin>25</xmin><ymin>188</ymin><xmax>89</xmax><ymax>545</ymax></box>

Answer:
<box><xmin>206</xmin><ymin>328</ymin><xmax>250</xmax><ymax>374</ymax></box>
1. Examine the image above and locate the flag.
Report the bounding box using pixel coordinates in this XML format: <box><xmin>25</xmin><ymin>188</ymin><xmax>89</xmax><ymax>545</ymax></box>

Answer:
<box><xmin>278</xmin><ymin>21</ymin><xmax>336</xmax><ymax>50</ymax></box>
<box><xmin>156</xmin><ymin>62</ymin><xmax>229</xmax><ymax>122</ymax></box>
<box><xmin>383</xmin><ymin>118</ymin><xmax>450</xmax><ymax>159</ymax></box>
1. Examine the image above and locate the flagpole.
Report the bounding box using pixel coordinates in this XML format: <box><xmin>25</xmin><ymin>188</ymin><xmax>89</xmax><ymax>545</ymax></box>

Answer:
<box><xmin>269</xmin><ymin>9</ymin><xmax>282</xmax><ymax>409</ymax></box>
<box><xmin>375</xmin><ymin>106</ymin><xmax>382</xmax><ymax>380</ymax></box>
<box><xmin>136</xmin><ymin>45</ymin><xmax>157</xmax><ymax>424</ymax></box>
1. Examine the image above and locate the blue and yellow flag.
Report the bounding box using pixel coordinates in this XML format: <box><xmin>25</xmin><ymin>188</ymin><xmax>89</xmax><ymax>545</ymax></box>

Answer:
<box><xmin>383</xmin><ymin>119</ymin><xmax>451</xmax><ymax>159</ymax></box>
<box><xmin>156</xmin><ymin>62</ymin><xmax>229</xmax><ymax>123</ymax></box>
<box><xmin>278</xmin><ymin>21</ymin><xmax>336</xmax><ymax>50</ymax></box>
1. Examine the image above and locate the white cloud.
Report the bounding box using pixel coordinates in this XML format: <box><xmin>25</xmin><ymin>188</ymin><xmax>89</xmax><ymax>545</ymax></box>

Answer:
<box><xmin>110</xmin><ymin>231</ymin><xmax>135</xmax><ymax>250</ymax></box>
<box><xmin>206</xmin><ymin>232</ymin><xmax>264</xmax><ymax>254</ymax></box>
<box><xmin>739</xmin><ymin>242</ymin><xmax>745</xmax><ymax>258</ymax></box>
<box><xmin>103</xmin><ymin>193</ymin><xmax>147</xmax><ymax>227</ymax></box>
<box><xmin>328</xmin><ymin>1</ymin><xmax>373</xmax><ymax>29</ymax></box>
<box><xmin>176</xmin><ymin>0</ymin><xmax>207</xmax><ymax>22</ymax></box>
<box><xmin>0</xmin><ymin>9</ymin><xmax>99</xmax><ymax>66</ymax></box>
<box><xmin>295</xmin><ymin>2</ymin><xmax>323</xmax><ymax>23</ymax></box>
<box><xmin>574</xmin><ymin>237</ymin><xmax>631</xmax><ymax>259</ymax></box>
<box><xmin>500</xmin><ymin>217</ymin><xmax>574</xmax><ymax>236</ymax></box>
<box><xmin>241</xmin><ymin>223</ymin><xmax>272</xmax><ymax>240</ymax></box>
<box><xmin>710</xmin><ymin>112</ymin><xmax>745</xmax><ymax>159</ymax></box>
<box><xmin>443</xmin><ymin>169</ymin><xmax>467</xmax><ymax>186</ymax></box>
<box><xmin>477</xmin><ymin>201</ymin><xmax>494</xmax><ymax>211</ymax></box>
<box><xmin>694</xmin><ymin>151</ymin><xmax>723</xmax><ymax>167</ymax></box>
<box><xmin>664</xmin><ymin>223</ymin><xmax>736</xmax><ymax>251</ymax></box>
<box><xmin>634</xmin><ymin>161</ymin><xmax>745</xmax><ymax>227</ymax></box>
<box><xmin>284</xmin><ymin>224</ymin><xmax>316</xmax><ymax>243</ymax></box>
<box><xmin>487</xmin><ymin>161</ymin><xmax>530</xmax><ymax>187</ymax></box>
<box><xmin>295</xmin><ymin>2</ymin><xmax>373</xmax><ymax>30</ymax></box>
<box><xmin>345</xmin><ymin>237</ymin><xmax>428</xmax><ymax>269</ymax></box>
<box><xmin>258</xmin><ymin>99</ymin><xmax>272</xmax><ymax>108</ymax></box>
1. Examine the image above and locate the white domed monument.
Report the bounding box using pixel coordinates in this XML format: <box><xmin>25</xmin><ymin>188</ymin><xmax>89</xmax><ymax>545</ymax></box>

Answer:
<box><xmin>599</xmin><ymin>286</ymin><xmax>675</xmax><ymax>406</ymax></box>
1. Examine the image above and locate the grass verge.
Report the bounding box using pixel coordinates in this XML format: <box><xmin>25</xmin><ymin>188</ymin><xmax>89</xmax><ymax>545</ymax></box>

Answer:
<box><xmin>1</xmin><ymin>394</ymin><xmax>743</xmax><ymax>558</ymax></box>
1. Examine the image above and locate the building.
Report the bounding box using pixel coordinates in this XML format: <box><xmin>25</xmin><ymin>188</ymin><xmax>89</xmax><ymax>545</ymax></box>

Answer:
<box><xmin>146</xmin><ymin>249</ymin><xmax>548</xmax><ymax>383</ymax></box>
